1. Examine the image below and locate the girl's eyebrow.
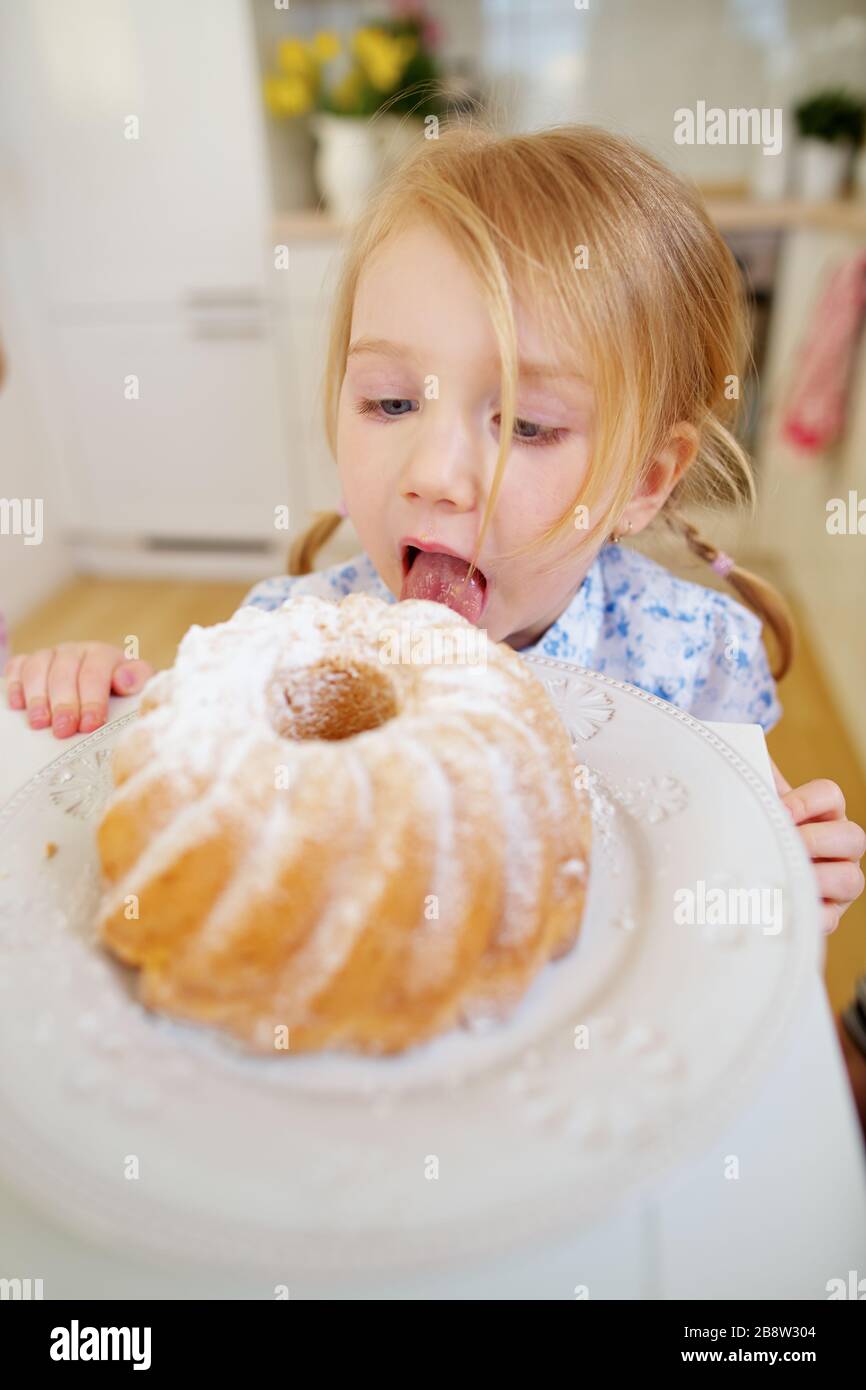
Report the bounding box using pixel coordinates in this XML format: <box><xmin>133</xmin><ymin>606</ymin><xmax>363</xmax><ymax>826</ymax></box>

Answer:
<box><xmin>519</xmin><ymin>362</ymin><xmax>587</xmax><ymax>386</ymax></box>
<box><xmin>348</xmin><ymin>337</ymin><xmax>585</xmax><ymax>386</ymax></box>
<box><xmin>348</xmin><ymin>337</ymin><xmax>420</xmax><ymax>364</ymax></box>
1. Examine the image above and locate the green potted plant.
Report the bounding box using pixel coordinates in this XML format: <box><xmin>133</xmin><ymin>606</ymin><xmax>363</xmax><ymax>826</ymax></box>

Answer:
<box><xmin>793</xmin><ymin>88</ymin><xmax>866</xmax><ymax>200</ymax></box>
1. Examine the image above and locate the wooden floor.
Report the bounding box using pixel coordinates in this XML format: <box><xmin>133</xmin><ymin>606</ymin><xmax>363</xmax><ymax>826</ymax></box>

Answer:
<box><xmin>766</xmin><ymin>607</ymin><xmax>866</xmax><ymax>1013</ymax></box>
<box><xmin>10</xmin><ymin>573</ymin><xmax>866</xmax><ymax>1015</ymax></box>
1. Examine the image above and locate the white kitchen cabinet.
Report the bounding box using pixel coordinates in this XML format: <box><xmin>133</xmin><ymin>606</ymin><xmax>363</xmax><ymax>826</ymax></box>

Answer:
<box><xmin>1</xmin><ymin>0</ymin><xmax>274</xmax><ymax>310</ymax></box>
<box><xmin>0</xmin><ymin>0</ymin><xmax>304</xmax><ymax>571</ymax></box>
<box><xmin>268</xmin><ymin>236</ymin><xmax>346</xmax><ymax>519</ymax></box>
<box><xmin>53</xmin><ymin>317</ymin><xmax>290</xmax><ymax>540</ymax></box>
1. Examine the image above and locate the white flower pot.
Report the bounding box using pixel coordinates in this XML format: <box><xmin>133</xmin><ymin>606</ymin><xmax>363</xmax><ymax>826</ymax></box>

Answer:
<box><xmin>311</xmin><ymin>114</ymin><xmax>382</xmax><ymax>221</ymax></box>
<box><xmin>794</xmin><ymin>137</ymin><xmax>853</xmax><ymax>201</ymax></box>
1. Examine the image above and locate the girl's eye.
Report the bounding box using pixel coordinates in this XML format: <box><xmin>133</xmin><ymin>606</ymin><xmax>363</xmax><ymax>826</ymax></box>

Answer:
<box><xmin>355</xmin><ymin>397</ymin><xmax>417</xmax><ymax>420</ymax></box>
<box><xmin>355</xmin><ymin>398</ymin><xmax>565</xmax><ymax>447</ymax></box>
<box><xmin>494</xmin><ymin>414</ymin><xmax>567</xmax><ymax>448</ymax></box>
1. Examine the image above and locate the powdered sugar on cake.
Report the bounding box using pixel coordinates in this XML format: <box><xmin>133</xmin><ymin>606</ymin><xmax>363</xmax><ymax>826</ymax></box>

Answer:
<box><xmin>95</xmin><ymin>591</ymin><xmax>592</xmax><ymax>1055</ymax></box>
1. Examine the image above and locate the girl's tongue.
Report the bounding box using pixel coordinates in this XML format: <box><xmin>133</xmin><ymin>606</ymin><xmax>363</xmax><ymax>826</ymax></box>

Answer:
<box><xmin>400</xmin><ymin>550</ymin><xmax>486</xmax><ymax>623</ymax></box>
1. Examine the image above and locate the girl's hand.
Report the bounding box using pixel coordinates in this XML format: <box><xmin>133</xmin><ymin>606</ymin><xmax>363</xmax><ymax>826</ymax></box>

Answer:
<box><xmin>772</xmin><ymin>761</ymin><xmax>866</xmax><ymax>934</ymax></box>
<box><xmin>4</xmin><ymin>643</ymin><xmax>154</xmax><ymax>738</ymax></box>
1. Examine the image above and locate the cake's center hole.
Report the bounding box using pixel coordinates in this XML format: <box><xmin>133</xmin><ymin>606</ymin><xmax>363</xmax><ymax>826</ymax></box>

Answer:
<box><xmin>269</xmin><ymin>659</ymin><xmax>399</xmax><ymax>742</ymax></box>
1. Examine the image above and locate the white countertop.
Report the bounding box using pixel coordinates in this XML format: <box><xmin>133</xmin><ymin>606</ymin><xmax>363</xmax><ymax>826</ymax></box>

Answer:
<box><xmin>274</xmin><ymin>198</ymin><xmax>866</xmax><ymax>241</ymax></box>
<box><xmin>0</xmin><ymin>689</ymin><xmax>864</xmax><ymax>1298</ymax></box>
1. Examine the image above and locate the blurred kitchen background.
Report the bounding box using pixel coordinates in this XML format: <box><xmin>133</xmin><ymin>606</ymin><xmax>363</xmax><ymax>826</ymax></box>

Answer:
<box><xmin>1</xmin><ymin>0</ymin><xmax>866</xmax><ymax>1004</ymax></box>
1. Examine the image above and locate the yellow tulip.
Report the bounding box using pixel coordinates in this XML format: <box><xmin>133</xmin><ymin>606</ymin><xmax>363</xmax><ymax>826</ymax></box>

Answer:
<box><xmin>263</xmin><ymin>74</ymin><xmax>313</xmax><ymax>118</ymax></box>
<box><xmin>354</xmin><ymin>29</ymin><xmax>417</xmax><ymax>93</ymax></box>
<box><xmin>277</xmin><ymin>37</ymin><xmax>312</xmax><ymax>76</ymax></box>
<box><xmin>312</xmin><ymin>31</ymin><xmax>340</xmax><ymax>63</ymax></box>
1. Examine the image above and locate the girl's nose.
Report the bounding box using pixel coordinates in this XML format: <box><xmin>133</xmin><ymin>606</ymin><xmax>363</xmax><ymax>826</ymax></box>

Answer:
<box><xmin>400</xmin><ymin>435</ymin><xmax>482</xmax><ymax>512</ymax></box>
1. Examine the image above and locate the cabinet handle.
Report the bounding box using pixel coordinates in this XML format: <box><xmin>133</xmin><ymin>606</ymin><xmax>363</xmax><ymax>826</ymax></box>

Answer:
<box><xmin>189</xmin><ymin>320</ymin><xmax>267</xmax><ymax>339</ymax></box>
<box><xmin>182</xmin><ymin>287</ymin><xmax>265</xmax><ymax>309</ymax></box>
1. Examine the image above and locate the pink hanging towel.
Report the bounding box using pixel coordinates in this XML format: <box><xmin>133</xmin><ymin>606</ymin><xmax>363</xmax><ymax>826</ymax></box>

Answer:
<box><xmin>779</xmin><ymin>249</ymin><xmax>866</xmax><ymax>457</ymax></box>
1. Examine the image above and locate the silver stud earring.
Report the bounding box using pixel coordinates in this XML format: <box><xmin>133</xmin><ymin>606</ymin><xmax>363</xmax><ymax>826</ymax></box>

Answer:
<box><xmin>610</xmin><ymin>518</ymin><xmax>633</xmax><ymax>544</ymax></box>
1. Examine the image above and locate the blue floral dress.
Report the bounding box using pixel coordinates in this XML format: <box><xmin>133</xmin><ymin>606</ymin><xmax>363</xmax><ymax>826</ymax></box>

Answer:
<box><xmin>240</xmin><ymin>543</ymin><xmax>782</xmax><ymax>731</ymax></box>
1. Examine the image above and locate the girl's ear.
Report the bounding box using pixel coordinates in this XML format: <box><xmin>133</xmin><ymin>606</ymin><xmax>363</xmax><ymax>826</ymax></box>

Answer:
<box><xmin>622</xmin><ymin>423</ymin><xmax>699</xmax><ymax>536</ymax></box>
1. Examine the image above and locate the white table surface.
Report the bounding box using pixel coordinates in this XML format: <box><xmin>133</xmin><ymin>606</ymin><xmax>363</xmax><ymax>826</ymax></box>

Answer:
<box><xmin>0</xmin><ymin>685</ymin><xmax>865</xmax><ymax>1299</ymax></box>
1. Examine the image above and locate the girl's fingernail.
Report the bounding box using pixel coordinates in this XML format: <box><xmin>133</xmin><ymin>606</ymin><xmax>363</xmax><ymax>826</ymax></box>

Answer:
<box><xmin>28</xmin><ymin>704</ymin><xmax>50</xmax><ymax>727</ymax></box>
<box><xmin>8</xmin><ymin>684</ymin><xmax>24</xmax><ymax>709</ymax></box>
<box><xmin>118</xmin><ymin>667</ymin><xmax>136</xmax><ymax>689</ymax></box>
<box><xmin>79</xmin><ymin>710</ymin><xmax>102</xmax><ymax>732</ymax></box>
<box><xmin>53</xmin><ymin>711</ymin><xmax>75</xmax><ymax>736</ymax></box>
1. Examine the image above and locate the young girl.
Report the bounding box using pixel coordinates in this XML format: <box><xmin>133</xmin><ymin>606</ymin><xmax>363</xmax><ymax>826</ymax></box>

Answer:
<box><xmin>4</xmin><ymin>124</ymin><xmax>864</xmax><ymax>932</ymax></box>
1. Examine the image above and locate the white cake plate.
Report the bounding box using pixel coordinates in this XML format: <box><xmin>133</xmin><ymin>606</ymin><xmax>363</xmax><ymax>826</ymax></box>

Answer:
<box><xmin>0</xmin><ymin>657</ymin><xmax>820</xmax><ymax>1275</ymax></box>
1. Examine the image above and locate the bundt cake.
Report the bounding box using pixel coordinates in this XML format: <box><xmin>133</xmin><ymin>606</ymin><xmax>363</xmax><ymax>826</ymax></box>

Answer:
<box><xmin>95</xmin><ymin>592</ymin><xmax>591</xmax><ymax>1055</ymax></box>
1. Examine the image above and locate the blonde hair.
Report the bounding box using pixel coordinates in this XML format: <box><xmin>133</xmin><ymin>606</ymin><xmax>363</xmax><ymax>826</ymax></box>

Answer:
<box><xmin>290</xmin><ymin>120</ymin><xmax>794</xmax><ymax>679</ymax></box>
